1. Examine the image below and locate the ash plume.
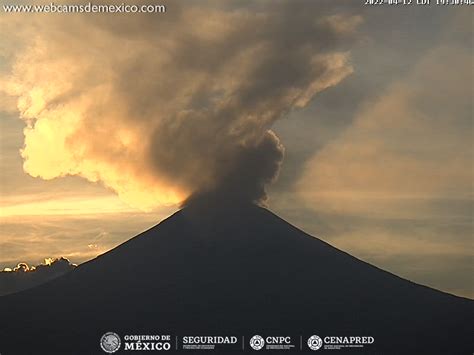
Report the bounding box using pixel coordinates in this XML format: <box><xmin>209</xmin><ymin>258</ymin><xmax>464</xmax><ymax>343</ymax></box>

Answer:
<box><xmin>1</xmin><ymin>1</ymin><xmax>360</xmax><ymax>209</ymax></box>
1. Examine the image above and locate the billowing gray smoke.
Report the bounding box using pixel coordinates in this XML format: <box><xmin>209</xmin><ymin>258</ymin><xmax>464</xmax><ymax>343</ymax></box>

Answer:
<box><xmin>1</xmin><ymin>0</ymin><xmax>360</xmax><ymax>209</ymax></box>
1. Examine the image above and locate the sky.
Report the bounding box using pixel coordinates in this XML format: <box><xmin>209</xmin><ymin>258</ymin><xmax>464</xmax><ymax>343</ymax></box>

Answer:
<box><xmin>0</xmin><ymin>1</ymin><xmax>472</xmax><ymax>298</ymax></box>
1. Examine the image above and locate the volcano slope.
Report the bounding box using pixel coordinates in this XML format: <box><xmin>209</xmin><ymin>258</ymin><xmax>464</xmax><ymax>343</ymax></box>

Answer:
<box><xmin>0</xmin><ymin>203</ymin><xmax>472</xmax><ymax>354</ymax></box>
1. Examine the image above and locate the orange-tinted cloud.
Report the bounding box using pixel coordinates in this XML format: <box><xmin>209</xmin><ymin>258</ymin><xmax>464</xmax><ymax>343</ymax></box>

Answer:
<box><xmin>1</xmin><ymin>1</ymin><xmax>360</xmax><ymax>210</ymax></box>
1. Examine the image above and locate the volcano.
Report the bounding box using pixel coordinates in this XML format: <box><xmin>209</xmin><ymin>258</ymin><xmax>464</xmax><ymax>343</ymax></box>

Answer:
<box><xmin>0</xmin><ymin>204</ymin><xmax>472</xmax><ymax>354</ymax></box>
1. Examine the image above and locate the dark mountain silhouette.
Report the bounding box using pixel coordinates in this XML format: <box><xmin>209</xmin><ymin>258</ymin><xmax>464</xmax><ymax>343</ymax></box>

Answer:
<box><xmin>0</xmin><ymin>204</ymin><xmax>472</xmax><ymax>354</ymax></box>
<box><xmin>0</xmin><ymin>257</ymin><xmax>77</xmax><ymax>296</ymax></box>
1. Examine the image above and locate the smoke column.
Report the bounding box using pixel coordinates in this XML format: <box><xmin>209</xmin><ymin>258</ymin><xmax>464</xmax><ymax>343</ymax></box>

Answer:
<box><xmin>1</xmin><ymin>1</ymin><xmax>360</xmax><ymax>209</ymax></box>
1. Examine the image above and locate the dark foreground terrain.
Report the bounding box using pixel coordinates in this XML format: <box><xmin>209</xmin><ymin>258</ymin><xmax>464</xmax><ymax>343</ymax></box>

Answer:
<box><xmin>0</xmin><ymin>204</ymin><xmax>472</xmax><ymax>354</ymax></box>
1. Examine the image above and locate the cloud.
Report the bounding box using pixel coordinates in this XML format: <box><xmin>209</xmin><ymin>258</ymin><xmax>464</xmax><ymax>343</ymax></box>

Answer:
<box><xmin>0</xmin><ymin>1</ymin><xmax>359</xmax><ymax>209</ymax></box>
<box><xmin>0</xmin><ymin>257</ymin><xmax>76</xmax><ymax>296</ymax></box>
<box><xmin>296</xmin><ymin>43</ymin><xmax>472</xmax><ymax>218</ymax></box>
<box><xmin>266</xmin><ymin>8</ymin><xmax>473</xmax><ymax>300</ymax></box>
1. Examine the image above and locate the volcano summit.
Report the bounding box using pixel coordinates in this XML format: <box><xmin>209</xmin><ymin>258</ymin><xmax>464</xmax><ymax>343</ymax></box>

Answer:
<box><xmin>0</xmin><ymin>204</ymin><xmax>472</xmax><ymax>354</ymax></box>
